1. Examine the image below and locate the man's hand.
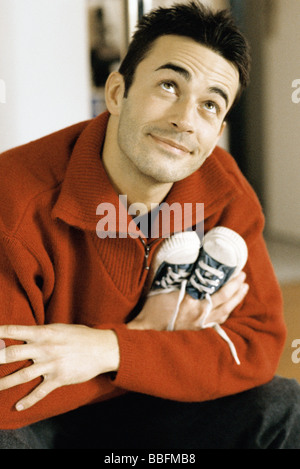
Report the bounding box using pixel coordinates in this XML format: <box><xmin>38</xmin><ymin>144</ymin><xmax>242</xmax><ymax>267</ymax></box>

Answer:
<box><xmin>127</xmin><ymin>272</ymin><xmax>249</xmax><ymax>331</ymax></box>
<box><xmin>0</xmin><ymin>274</ymin><xmax>248</xmax><ymax>410</ymax></box>
<box><xmin>0</xmin><ymin>324</ymin><xmax>119</xmax><ymax>411</ymax></box>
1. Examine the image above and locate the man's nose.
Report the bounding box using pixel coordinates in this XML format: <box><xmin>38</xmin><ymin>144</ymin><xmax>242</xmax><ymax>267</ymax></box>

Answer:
<box><xmin>168</xmin><ymin>99</ymin><xmax>196</xmax><ymax>133</ymax></box>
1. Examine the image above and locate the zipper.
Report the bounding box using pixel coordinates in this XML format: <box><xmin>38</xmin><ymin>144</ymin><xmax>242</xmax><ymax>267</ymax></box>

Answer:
<box><xmin>139</xmin><ymin>237</ymin><xmax>162</xmax><ymax>271</ymax></box>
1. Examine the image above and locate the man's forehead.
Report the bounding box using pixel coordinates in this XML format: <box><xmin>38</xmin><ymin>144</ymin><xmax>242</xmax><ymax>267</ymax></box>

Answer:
<box><xmin>141</xmin><ymin>35</ymin><xmax>240</xmax><ymax>105</ymax></box>
<box><xmin>147</xmin><ymin>35</ymin><xmax>238</xmax><ymax>76</ymax></box>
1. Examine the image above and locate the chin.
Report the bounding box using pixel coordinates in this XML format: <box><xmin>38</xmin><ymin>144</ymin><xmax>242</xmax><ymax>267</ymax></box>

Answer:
<box><xmin>147</xmin><ymin>169</ymin><xmax>193</xmax><ymax>184</ymax></box>
<box><xmin>137</xmin><ymin>158</ymin><xmax>201</xmax><ymax>183</ymax></box>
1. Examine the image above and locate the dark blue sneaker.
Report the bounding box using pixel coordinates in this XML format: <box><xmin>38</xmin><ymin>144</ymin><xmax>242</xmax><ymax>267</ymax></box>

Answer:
<box><xmin>186</xmin><ymin>226</ymin><xmax>248</xmax><ymax>300</ymax></box>
<box><xmin>148</xmin><ymin>231</ymin><xmax>201</xmax><ymax>295</ymax></box>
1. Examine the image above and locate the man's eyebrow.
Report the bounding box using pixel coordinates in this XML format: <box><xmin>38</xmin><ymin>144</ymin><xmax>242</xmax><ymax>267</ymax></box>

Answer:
<box><xmin>155</xmin><ymin>63</ymin><xmax>230</xmax><ymax>108</ymax></box>
<box><xmin>208</xmin><ymin>86</ymin><xmax>229</xmax><ymax>109</ymax></box>
<box><xmin>155</xmin><ymin>63</ymin><xmax>191</xmax><ymax>81</ymax></box>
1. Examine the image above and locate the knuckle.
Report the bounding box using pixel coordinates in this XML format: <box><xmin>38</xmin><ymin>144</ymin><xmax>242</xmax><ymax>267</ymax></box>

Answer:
<box><xmin>3</xmin><ymin>325</ymin><xmax>18</xmax><ymax>336</ymax></box>
<box><xmin>6</xmin><ymin>346</ymin><xmax>19</xmax><ymax>361</ymax></box>
<box><xmin>220</xmin><ymin>314</ymin><xmax>229</xmax><ymax>324</ymax></box>
<box><xmin>19</xmin><ymin>366</ymin><xmax>33</xmax><ymax>382</ymax></box>
<box><xmin>44</xmin><ymin>343</ymin><xmax>61</xmax><ymax>358</ymax></box>
<box><xmin>43</xmin><ymin>324</ymin><xmax>63</xmax><ymax>341</ymax></box>
<box><xmin>222</xmin><ymin>284</ymin><xmax>234</xmax><ymax>299</ymax></box>
<box><xmin>44</xmin><ymin>324</ymin><xmax>58</xmax><ymax>333</ymax></box>
<box><xmin>35</xmin><ymin>387</ymin><xmax>48</xmax><ymax>399</ymax></box>
<box><xmin>39</xmin><ymin>324</ymin><xmax>54</xmax><ymax>336</ymax></box>
<box><xmin>220</xmin><ymin>303</ymin><xmax>231</xmax><ymax>316</ymax></box>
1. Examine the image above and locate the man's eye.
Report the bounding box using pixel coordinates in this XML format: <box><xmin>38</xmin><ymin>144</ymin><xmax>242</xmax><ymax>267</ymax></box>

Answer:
<box><xmin>160</xmin><ymin>82</ymin><xmax>176</xmax><ymax>93</ymax></box>
<box><xmin>203</xmin><ymin>101</ymin><xmax>219</xmax><ymax>114</ymax></box>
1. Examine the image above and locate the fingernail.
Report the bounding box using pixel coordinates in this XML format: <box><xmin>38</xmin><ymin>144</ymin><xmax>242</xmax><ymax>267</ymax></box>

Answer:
<box><xmin>242</xmin><ymin>283</ymin><xmax>249</xmax><ymax>294</ymax></box>
<box><xmin>16</xmin><ymin>403</ymin><xmax>24</xmax><ymax>412</ymax></box>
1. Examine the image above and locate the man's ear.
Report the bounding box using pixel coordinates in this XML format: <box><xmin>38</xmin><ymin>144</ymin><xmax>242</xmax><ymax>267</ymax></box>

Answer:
<box><xmin>219</xmin><ymin>121</ymin><xmax>227</xmax><ymax>138</ymax></box>
<box><xmin>207</xmin><ymin>121</ymin><xmax>227</xmax><ymax>157</ymax></box>
<box><xmin>105</xmin><ymin>72</ymin><xmax>125</xmax><ymax>116</ymax></box>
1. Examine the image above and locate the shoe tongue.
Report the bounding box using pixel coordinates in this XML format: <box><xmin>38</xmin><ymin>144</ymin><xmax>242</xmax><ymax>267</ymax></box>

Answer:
<box><xmin>203</xmin><ymin>239</ymin><xmax>237</xmax><ymax>267</ymax></box>
<box><xmin>154</xmin><ymin>261</ymin><xmax>193</xmax><ymax>282</ymax></box>
<box><xmin>200</xmin><ymin>250</ymin><xmax>235</xmax><ymax>280</ymax></box>
<box><xmin>201</xmin><ymin>250</ymin><xmax>224</xmax><ymax>272</ymax></box>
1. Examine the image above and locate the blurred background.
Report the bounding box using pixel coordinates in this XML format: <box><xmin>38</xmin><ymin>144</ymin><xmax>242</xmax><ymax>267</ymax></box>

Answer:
<box><xmin>0</xmin><ymin>0</ymin><xmax>299</xmax><ymax>380</ymax></box>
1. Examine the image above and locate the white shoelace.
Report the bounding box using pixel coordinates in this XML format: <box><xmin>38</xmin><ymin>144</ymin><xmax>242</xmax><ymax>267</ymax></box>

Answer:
<box><xmin>166</xmin><ymin>263</ymin><xmax>241</xmax><ymax>365</ymax></box>
<box><xmin>189</xmin><ymin>261</ymin><xmax>225</xmax><ymax>294</ymax></box>
<box><xmin>149</xmin><ymin>267</ymin><xmax>191</xmax><ymax>296</ymax></box>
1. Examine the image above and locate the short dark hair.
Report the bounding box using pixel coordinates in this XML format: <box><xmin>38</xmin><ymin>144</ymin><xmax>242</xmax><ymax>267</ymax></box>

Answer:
<box><xmin>119</xmin><ymin>1</ymin><xmax>251</xmax><ymax>106</ymax></box>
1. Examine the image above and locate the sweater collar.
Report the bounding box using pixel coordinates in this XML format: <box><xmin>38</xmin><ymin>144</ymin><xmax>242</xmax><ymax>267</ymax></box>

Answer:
<box><xmin>53</xmin><ymin>111</ymin><xmax>239</xmax><ymax>237</ymax></box>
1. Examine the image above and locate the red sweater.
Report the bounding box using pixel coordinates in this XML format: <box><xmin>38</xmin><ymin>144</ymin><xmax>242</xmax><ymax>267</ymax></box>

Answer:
<box><xmin>0</xmin><ymin>112</ymin><xmax>286</xmax><ymax>429</ymax></box>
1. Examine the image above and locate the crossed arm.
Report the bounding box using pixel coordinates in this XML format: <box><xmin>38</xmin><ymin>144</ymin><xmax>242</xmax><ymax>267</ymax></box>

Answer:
<box><xmin>0</xmin><ymin>272</ymin><xmax>248</xmax><ymax>412</ymax></box>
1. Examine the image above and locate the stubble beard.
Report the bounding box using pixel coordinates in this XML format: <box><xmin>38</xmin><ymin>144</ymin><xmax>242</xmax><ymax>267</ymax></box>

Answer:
<box><xmin>117</xmin><ymin>125</ymin><xmax>205</xmax><ymax>185</ymax></box>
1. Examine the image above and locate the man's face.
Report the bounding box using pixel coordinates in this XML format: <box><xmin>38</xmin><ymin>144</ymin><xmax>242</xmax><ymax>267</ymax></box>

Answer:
<box><xmin>116</xmin><ymin>35</ymin><xmax>240</xmax><ymax>183</ymax></box>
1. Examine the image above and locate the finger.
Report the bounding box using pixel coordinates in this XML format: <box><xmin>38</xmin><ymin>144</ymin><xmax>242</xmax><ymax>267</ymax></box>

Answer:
<box><xmin>0</xmin><ymin>363</ymin><xmax>47</xmax><ymax>392</ymax></box>
<box><xmin>196</xmin><ymin>282</ymin><xmax>249</xmax><ymax>328</ymax></box>
<box><xmin>0</xmin><ymin>344</ymin><xmax>38</xmax><ymax>365</ymax></box>
<box><xmin>194</xmin><ymin>297</ymin><xmax>212</xmax><ymax>327</ymax></box>
<box><xmin>210</xmin><ymin>272</ymin><xmax>247</xmax><ymax>309</ymax></box>
<box><xmin>0</xmin><ymin>324</ymin><xmax>42</xmax><ymax>343</ymax></box>
<box><xmin>213</xmin><ymin>283</ymin><xmax>249</xmax><ymax>321</ymax></box>
<box><xmin>15</xmin><ymin>380</ymin><xmax>57</xmax><ymax>411</ymax></box>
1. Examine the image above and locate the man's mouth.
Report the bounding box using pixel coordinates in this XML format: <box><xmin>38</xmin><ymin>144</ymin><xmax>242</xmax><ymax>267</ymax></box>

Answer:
<box><xmin>149</xmin><ymin>134</ymin><xmax>192</xmax><ymax>155</ymax></box>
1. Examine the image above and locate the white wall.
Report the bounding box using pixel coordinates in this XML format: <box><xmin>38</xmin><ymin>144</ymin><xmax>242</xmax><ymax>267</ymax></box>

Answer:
<box><xmin>0</xmin><ymin>0</ymin><xmax>91</xmax><ymax>153</ymax></box>
<box><xmin>262</xmin><ymin>0</ymin><xmax>300</xmax><ymax>241</ymax></box>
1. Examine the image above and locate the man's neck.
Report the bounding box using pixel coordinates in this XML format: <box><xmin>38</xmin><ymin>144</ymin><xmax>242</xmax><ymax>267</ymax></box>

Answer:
<box><xmin>102</xmin><ymin>117</ymin><xmax>173</xmax><ymax>214</ymax></box>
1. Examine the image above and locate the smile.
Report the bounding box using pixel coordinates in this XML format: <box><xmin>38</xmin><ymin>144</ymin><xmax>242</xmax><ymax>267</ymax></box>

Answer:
<box><xmin>149</xmin><ymin>134</ymin><xmax>192</xmax><ymax>155</ymax></box>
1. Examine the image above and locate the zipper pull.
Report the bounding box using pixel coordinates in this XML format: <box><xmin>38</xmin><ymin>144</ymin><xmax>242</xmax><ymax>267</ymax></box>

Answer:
<box><xmin>144</xmin><ymin>245</ymin><xmax>151</xmax><ymax>271</ymax></box>
<box><xmin>139</xmin><ymin>237</ymin><xmax>151</xmax><ymax>271</ymax></box>
<box><xmin>139</xmin><ymin>236</ymin><xmax>162</xmax><ymax>271</ymax></box>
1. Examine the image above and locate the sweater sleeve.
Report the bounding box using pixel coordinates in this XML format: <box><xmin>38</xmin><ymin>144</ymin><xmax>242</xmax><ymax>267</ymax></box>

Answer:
<box><xmin>0</xmin><ymin>233</ymin><xmax>47</xmax><ymax>426</ymax></box>
<box><xmin>110</xmin><ymin>184</ymin><xmax>287</xmax><ymax>402</ymax></box>
<box><xmin>0</xmin><ymin>233</ymin><xmax>121</xmax><ymax>429</ymax></box>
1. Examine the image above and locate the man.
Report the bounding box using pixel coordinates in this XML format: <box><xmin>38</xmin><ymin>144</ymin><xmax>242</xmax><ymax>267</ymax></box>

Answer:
<box><xmin>0</xmin><ymin>1</ymin><xmax>299</xmax><ymax>448</ymax></box>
